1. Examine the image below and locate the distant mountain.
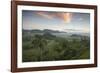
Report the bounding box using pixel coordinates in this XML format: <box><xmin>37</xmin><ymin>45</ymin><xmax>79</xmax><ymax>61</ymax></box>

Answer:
<box><xmin>43</xmin><ymin>29</ymin><xmax>67</xmax><ymax>33</ymax></box>
<box><xmin>22</xmin><ymin>29</ymin><xmax>90</xmax><ymax>37</ymax></box>
<box><xmin>23</xmin><ymin>29</ymin><xmax>67</xmax><ymax>33</ymax></box>
<box><xmin>71</xmin><ymin>34</ymin><xmax>82</xmax><ymax>37</ymax></box>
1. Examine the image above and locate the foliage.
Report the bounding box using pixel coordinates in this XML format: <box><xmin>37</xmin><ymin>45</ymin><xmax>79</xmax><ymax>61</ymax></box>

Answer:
<box><xmin>22</xmin><ymin>31</ymin><xmax>90</xmax><ymax>62</ymax></box>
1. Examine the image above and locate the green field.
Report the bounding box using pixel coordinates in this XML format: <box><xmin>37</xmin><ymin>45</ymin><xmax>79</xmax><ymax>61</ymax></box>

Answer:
<box><xmin>22</xmin><ymin>30</ymin><xmax>90</xmax><ymax>62</ymax></box>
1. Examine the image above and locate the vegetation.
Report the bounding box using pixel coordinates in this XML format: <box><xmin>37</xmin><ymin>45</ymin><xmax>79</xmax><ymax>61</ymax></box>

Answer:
<box><xmin>22</xmin><ymin>29</ymin><xmax>90</xmax><ymax>62</ymax></box>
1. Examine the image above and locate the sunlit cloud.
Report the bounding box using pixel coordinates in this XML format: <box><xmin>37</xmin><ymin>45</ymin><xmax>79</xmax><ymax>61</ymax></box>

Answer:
<box><xmin>56</xmin><ymin>13</ymin><xmax>72</xmax><ymax>23</ymax></box>
<box><xmin>36</xmin><ymin>12</ymin><xmax>72</xmax><ymax>24</ymax></box>
<box><xmin>36</xmin><ymin>12</ymin><xmax>54</xmax><ymax>19</ymax></box>
<box><xmin>64</xmin><ymin>13</ymin><xmax>72</xmax><ymax>23</ymax></box>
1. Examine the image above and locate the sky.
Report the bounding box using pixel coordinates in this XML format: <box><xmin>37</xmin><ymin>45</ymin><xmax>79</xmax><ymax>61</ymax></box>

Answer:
<box><xmin>22</xmin><ymin>10</ymin><xmax>90</xmax><ymax>33</ymax></box>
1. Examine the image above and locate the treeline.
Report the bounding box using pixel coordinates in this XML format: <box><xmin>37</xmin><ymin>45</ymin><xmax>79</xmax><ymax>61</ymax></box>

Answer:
<box><xmin>22</xmin><ymin>32</ymin><xmax>90</xmax><ymax>62</ymax></box>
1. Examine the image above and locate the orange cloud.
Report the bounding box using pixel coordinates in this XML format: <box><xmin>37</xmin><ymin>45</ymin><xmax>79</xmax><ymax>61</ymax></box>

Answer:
<box><xmin>36</xmin><ymin>12</ymin><xmax>72</xmax><ymax>23</ymax></box>
<box><xmin>63</xmin><ymin>13</ymin><xmax>72</xmax><ymax>23</ymax></box>
<box><xmin>36</xmin><ymin>12</ymin><xmax>54</xmax><ymax>19</ymax></box>
<box><xmin>56</xmin><ymin>13</ymin><xmax>72</xmax><ymax>23</ymax></box>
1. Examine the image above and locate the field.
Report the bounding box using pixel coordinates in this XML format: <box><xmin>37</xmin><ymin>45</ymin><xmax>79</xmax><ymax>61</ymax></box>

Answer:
<box><xmin>22</xmin><ymin>29</ymin><xmax>90</xmax><ymax>62</ymax></box>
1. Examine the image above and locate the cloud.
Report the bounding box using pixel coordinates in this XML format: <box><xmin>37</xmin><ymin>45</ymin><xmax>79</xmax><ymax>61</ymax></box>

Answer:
<box><xmin>36</xmin><ymin>12</ymin><xmax>54</xmax><ymax>19</ymax></box>
<box><xmin>56</xmin><ymin>13</ymin><xmax>72</xmax><ymax>23</ymax></box>
<box><xmin>36</xmin><ymin>12</ymin><xmax>72</xmax><ymax>23</ymax></box>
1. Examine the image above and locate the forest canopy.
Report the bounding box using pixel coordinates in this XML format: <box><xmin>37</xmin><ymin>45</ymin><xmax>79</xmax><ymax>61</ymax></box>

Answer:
<box><xmin>22</xmin><ymin>29</ymin><xmax>90</xmax><ymax>62</ymax></box>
